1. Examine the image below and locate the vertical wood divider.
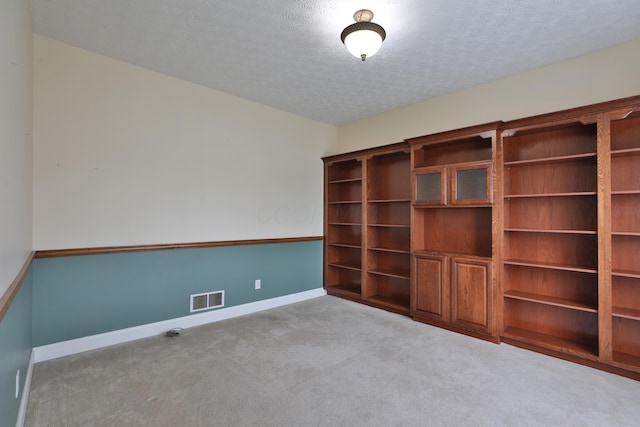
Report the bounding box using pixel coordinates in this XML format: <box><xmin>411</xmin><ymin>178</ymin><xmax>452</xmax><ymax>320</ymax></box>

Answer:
<box><xmin>597</xmin><ymin>113</ymin><xmax>613</xmax><ymax>363</ymax></box>
<box><xmin>361</xmin><ymin>156</ymin><xmax>368</xmax><ymax>300</ymax></box>
<box><xmin>493</xmin><ymin>129</ymin><xmax>504</xmax><ymax>338</ymax></box>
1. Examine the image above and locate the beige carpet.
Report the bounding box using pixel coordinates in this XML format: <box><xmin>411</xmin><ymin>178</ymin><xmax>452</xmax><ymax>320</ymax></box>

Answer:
<box><xmin>25</xmin><ymin>296</ymin><xmax>640</xmax><ymax>426</ymax></box>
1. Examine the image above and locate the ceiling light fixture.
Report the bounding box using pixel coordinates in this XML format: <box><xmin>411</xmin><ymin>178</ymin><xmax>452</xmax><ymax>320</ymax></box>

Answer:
<box><xmin>341</xmin><ymin>9</ymin><xmax>386</xmax><ymax>61</ymax></box>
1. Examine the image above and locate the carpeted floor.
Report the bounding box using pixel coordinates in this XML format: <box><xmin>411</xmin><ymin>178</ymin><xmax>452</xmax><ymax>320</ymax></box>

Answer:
<box><xmin>25</xmin><ymin>296</ymin><xmax>640</xmax><ymax>426</ymax></box>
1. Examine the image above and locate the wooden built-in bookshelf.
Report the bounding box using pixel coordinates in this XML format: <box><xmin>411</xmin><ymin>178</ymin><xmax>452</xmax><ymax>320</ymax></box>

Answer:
<box><xmin>323</xmin><ymin>95</ymin><xmax>640</xmax><ymax>380</ymax></box>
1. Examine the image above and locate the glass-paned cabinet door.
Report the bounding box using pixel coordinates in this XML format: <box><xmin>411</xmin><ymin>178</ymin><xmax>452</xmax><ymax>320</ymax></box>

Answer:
<box><xmin>414</xmin><ymin>167</ymin><xmax>446</xmax><ymax>206</ymax></box>
<box><xmin>451</xmin><ymin>162</ymin><xmax>493</xmax><ymax>205</ymax></box>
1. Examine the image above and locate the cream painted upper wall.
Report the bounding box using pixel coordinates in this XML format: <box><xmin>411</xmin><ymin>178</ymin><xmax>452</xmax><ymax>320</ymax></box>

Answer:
<box><xmin>33</xmin><ymin>35</ymin><xmax>337</xmax><ymax>250</ymax></box>
<box><xmin>338</xmin><ymin>38</ymin><xmax>640</xmax><ymax>153</ymax></box>
<box><xmin>0</xmin><ymin>0</ymin><xmax>33</xmax><ymax>296</ymax></box>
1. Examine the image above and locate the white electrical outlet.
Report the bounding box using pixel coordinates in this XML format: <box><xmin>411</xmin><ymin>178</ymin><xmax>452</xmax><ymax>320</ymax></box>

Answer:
<box><xmin>255</xmin><ymin>279</ymin><xmax>261</xmax><ymax>290</ymax></box>
<box><xmin>15</xmin><ymin>370</ymin><xmax>20</xmax><ymax>399</ymax></box>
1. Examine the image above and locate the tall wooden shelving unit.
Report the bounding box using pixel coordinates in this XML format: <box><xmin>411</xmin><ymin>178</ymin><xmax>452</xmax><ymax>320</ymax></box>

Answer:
<box><xmin>498</xmin><ymin>98</ymin><xmax>640</xmax><ymax>378</ymax></box>
<box><xmin>608</xmin><ymin>109</ymin><xmax>640</xmax><ymax>372</ymax></box>
<box><xmin>500</xmin><ymin>119</ymin><xmax>600</xmax><ymax>360</ymax></box>
<box><xmin>364</xmin><ymin>149</ymin><xmax>412</xmax><ymax>313</ymax></box>
<box><xmin>323</xmin><ymin>143</ymin><xmax>411</xmax><ymax>315</ymax></box>
<box><xmin>408</xmin><ymin>123</ymin><xmax>501</xmax><ymax>342</ymax></box>
<box><xmin>324</xmin><ymin>157</ymin><xmax>363</xmax><ymax>300</ymax></box>
<box><xmin>323</xmin><ymin>95</ymin><xmax>640</xmax><ymax>380</ymax></box>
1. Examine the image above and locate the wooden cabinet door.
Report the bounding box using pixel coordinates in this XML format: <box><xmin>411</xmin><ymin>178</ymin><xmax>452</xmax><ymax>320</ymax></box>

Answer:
<box><xmin>414</xmin><ymin>254</ymin><xmax>449</xmax><ymax>322</ymax></box>
<box><xmin>414</xmin><ymin>167</ymin><xmax>447</xmax><ymax>206</ymax></box>
<box><xmin>451</xmin><ymin>257</ymin><xmax>493</xmax><ymax>335</ymax></box>
<box><xmin>450</xmin><ymin>162</ymin><xmax>493</xmax><ymax>205</ymax></box>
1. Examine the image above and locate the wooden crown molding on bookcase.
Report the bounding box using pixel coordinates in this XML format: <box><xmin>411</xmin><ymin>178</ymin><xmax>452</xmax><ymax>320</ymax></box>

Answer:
<box><xmin>0</xmin><ymin>251</ymin><xmax>35</xmax><ymax>321</ymax></box>
<box><xmin>322</xmin><ymin>141</ymin><xmax>408</xmax><ymax>163</ymax></box>
<box><xmin>35</xmin><ymin>236</ymin><xmax>323</xmax><ymax>259</ymax></box>
<box><xmin>501</xmin><ymin>95</ymin><xmax>640</xmax><ymax>133</ymax></box>
<box><xmin>405</xmin><ymin>122</ymin><xmax>504</xmax><ymax>146</ymax></box>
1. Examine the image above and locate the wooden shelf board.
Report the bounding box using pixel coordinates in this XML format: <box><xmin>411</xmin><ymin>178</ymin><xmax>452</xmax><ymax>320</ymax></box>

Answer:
<box><xmin>504</xmin><ymin>290</ymin><xmax>597</xmax><ymax>313</ymax></box>
<box><xmin>611</xmin><ymin>190</ymin><xmax>640</xmax><ymax>195</ymax></box>
<box><xmin>612</xmin><ymin>351</ymin><xmax>640</xmax><ymax>369</ymax></box>
<box><xmin>504</xmin><ymin>228</ymin><xmax>597</xmax><ymax>235</ymax></box>
<box><xmin>368</xmin><ymin>223</ymin><xmax>411</xmax><ymax>228</ymax></box>
<box><xmin>612</xmin><ymin>269</ymin><xmax>640</xmax><ymax>279</ymax></box>
<box><xmin>365</xmin><ymin>294</ymin><xmax>410</xmax><ymax>312</ymax></box>
<box><xmin>368</xmin><ymin>199</ymin><xmax>411</xmax><ymax>203</ymax></box>
<box><xmin>502</xmin><ymin>327</ymin><xmax>598</xmax><ymax>360</ymax></box>
<box><xmin>503</xmin><ymin>260</ymin><xmax>597</xmax><ymax>274</ymax></box>
<box><xmin>328</xmin><ymin>262</ymin><xmax>361</xmax><ymax>272</ymax></box>
<box><xmin>327</xmin><ymin>284</ymin><xmax>361</xmax><ymax>297</ymax></box>
<box><xmin>328</xmin><ymin>243</ymin><xmax>361</xmax><ymax>249</ymax></box>
<box><xmin>611</xmin><ymin>147</ymin><xmax>640</xmax><ymax>157</ymax></box>
<box><xmin>328</xmin><ymin>222</ymin><xmax>361</xmax><ymax>226</ymax></box>
<box><xmin>368</xmin><ymin>247</ymin><xmax>410</xmax><ymax>254</ymax></box>
<box><xmin>504</xmin><ymin>152</ymin><xmax>596</xmax><ymax>166</ymax></box>
<box><xmin>368</xmin><ymin>269</ymin><xmax>410</xmax><ymax>280</ymax></box>
<box><xmin>611</xmin><ymin>231</ymin><xmax>640</xmax><ymax>237</ymax></box>
<box><xmin>413</xmin><ymin>250</ymin><xmax>492</xmax><ymax>260</ymax></box>
<box><xmin>328</xmin><ymin>200</ymin><xmax>362</xmax><ymax>205</ymax></box>
<box><xmin>328</xmin><ymin>178</ymin><xmax>362</xmax><ymax>184</ymax></box>
<box><xmin>612</xmin><ymin>306</ymin><xmax>640</xmax><ymax>321</ymax></box>
<box><xmin>504</xmin><ymin>192</ymin><xmax>596</xmax><ymax>199</ymax></box>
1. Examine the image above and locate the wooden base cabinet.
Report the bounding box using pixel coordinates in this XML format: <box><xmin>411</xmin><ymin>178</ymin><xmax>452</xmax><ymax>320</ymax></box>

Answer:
<box><xmin>409</xmin><ymin>123</ymin><xmax>501</xmax><ymax>342</ymax></box>
<box><xmin>414</xmin><ymin>254</ymin><xmax>494</xmax><ymax>339</ymax></box>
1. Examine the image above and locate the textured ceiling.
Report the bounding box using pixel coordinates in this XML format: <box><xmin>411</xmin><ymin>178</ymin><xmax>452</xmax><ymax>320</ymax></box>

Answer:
<box><xmin>30</xmin><ymin>0</ymin><xmax>640</xmax><ymax>125</ymax></box>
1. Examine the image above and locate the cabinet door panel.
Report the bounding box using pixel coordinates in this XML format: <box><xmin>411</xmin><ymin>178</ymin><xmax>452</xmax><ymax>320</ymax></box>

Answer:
<box><xmin>451</xmin><ymin>162</ymin><xmax>493</xmax><ymax>205</ymax></box>
<box><xmin>414</xmin><ymin>167</ymin><xmax>447</xmax><ymax>206</ymax></box>
<box><xmin>415</xmin><ymin>255</ymin><xmax>449</xmax><ymax>321</ymax></box>
<box><xmin>451</xmin><ymin>257</ymin><xmax>493</xmax><ymax>334</ymax></box>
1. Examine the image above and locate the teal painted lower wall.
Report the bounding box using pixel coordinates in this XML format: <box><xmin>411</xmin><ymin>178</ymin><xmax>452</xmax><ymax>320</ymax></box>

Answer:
<box><xmin>0</xmin><ymin>268</ymin><xmax>32</xmax><ymax>427</ymax></box>
<box><xmin>32</xmin><ymin>240</ymin><xmax>323</xmax><ymax>346</ymax></box>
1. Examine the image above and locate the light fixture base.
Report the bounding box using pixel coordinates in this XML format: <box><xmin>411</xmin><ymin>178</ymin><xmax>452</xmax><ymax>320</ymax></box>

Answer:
<box><xmin>353</xmin><ymin>9</ymin><xmax>374</xmax><ymax>23</ymax></box>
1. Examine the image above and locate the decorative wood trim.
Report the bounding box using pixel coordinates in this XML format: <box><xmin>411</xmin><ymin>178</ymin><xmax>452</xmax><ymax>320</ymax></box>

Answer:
<box><xmin>502</xmin><ymin>95</ymin><xmax>640</xmax><ymax>132</ymax></box>
<box><xmin>322</xmin><ymin>141</ymin><xmax>408</xmax><ymax>163</ymax></box>
<box><xmin>0</xmin><ymin>252</ymin><xmax>35</xmax><ymax>321</ymax></box>
<box><xmin>501</xmin><ymin>337</ymin><xmax>640</xmax><ymax>381</ymax></box>
<box><xmin>35</xmin><ymin>236</ymin><xmax>323</xmax><ymax>259</ymax></box>
<box><xmin>405</xmin><ymin>122</ymin><xmax>503</xmax><ymax>146</ymax></box>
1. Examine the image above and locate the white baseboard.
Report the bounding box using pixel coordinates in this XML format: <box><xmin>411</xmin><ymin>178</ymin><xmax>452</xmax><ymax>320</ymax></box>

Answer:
<box><xmin>33</xmin><ymin>288</ymin><xmax>326</xmax><ymax>363</ymax></box>
<box><xmin>15</xmin><ymin>350</ymin><xmax>34</xmax><ymax>427</ymax></box>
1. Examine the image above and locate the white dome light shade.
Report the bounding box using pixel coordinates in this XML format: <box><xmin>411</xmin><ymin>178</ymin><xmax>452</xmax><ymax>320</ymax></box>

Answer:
<box><xmin>342</xmin><ymin>26</ymin><xmax>385</xmax><ymax>60</ymax></box>
<box><xmin>340</xmin><ymin>10</ymin><xmax>386</xmax><ymax>61</ymax></box>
